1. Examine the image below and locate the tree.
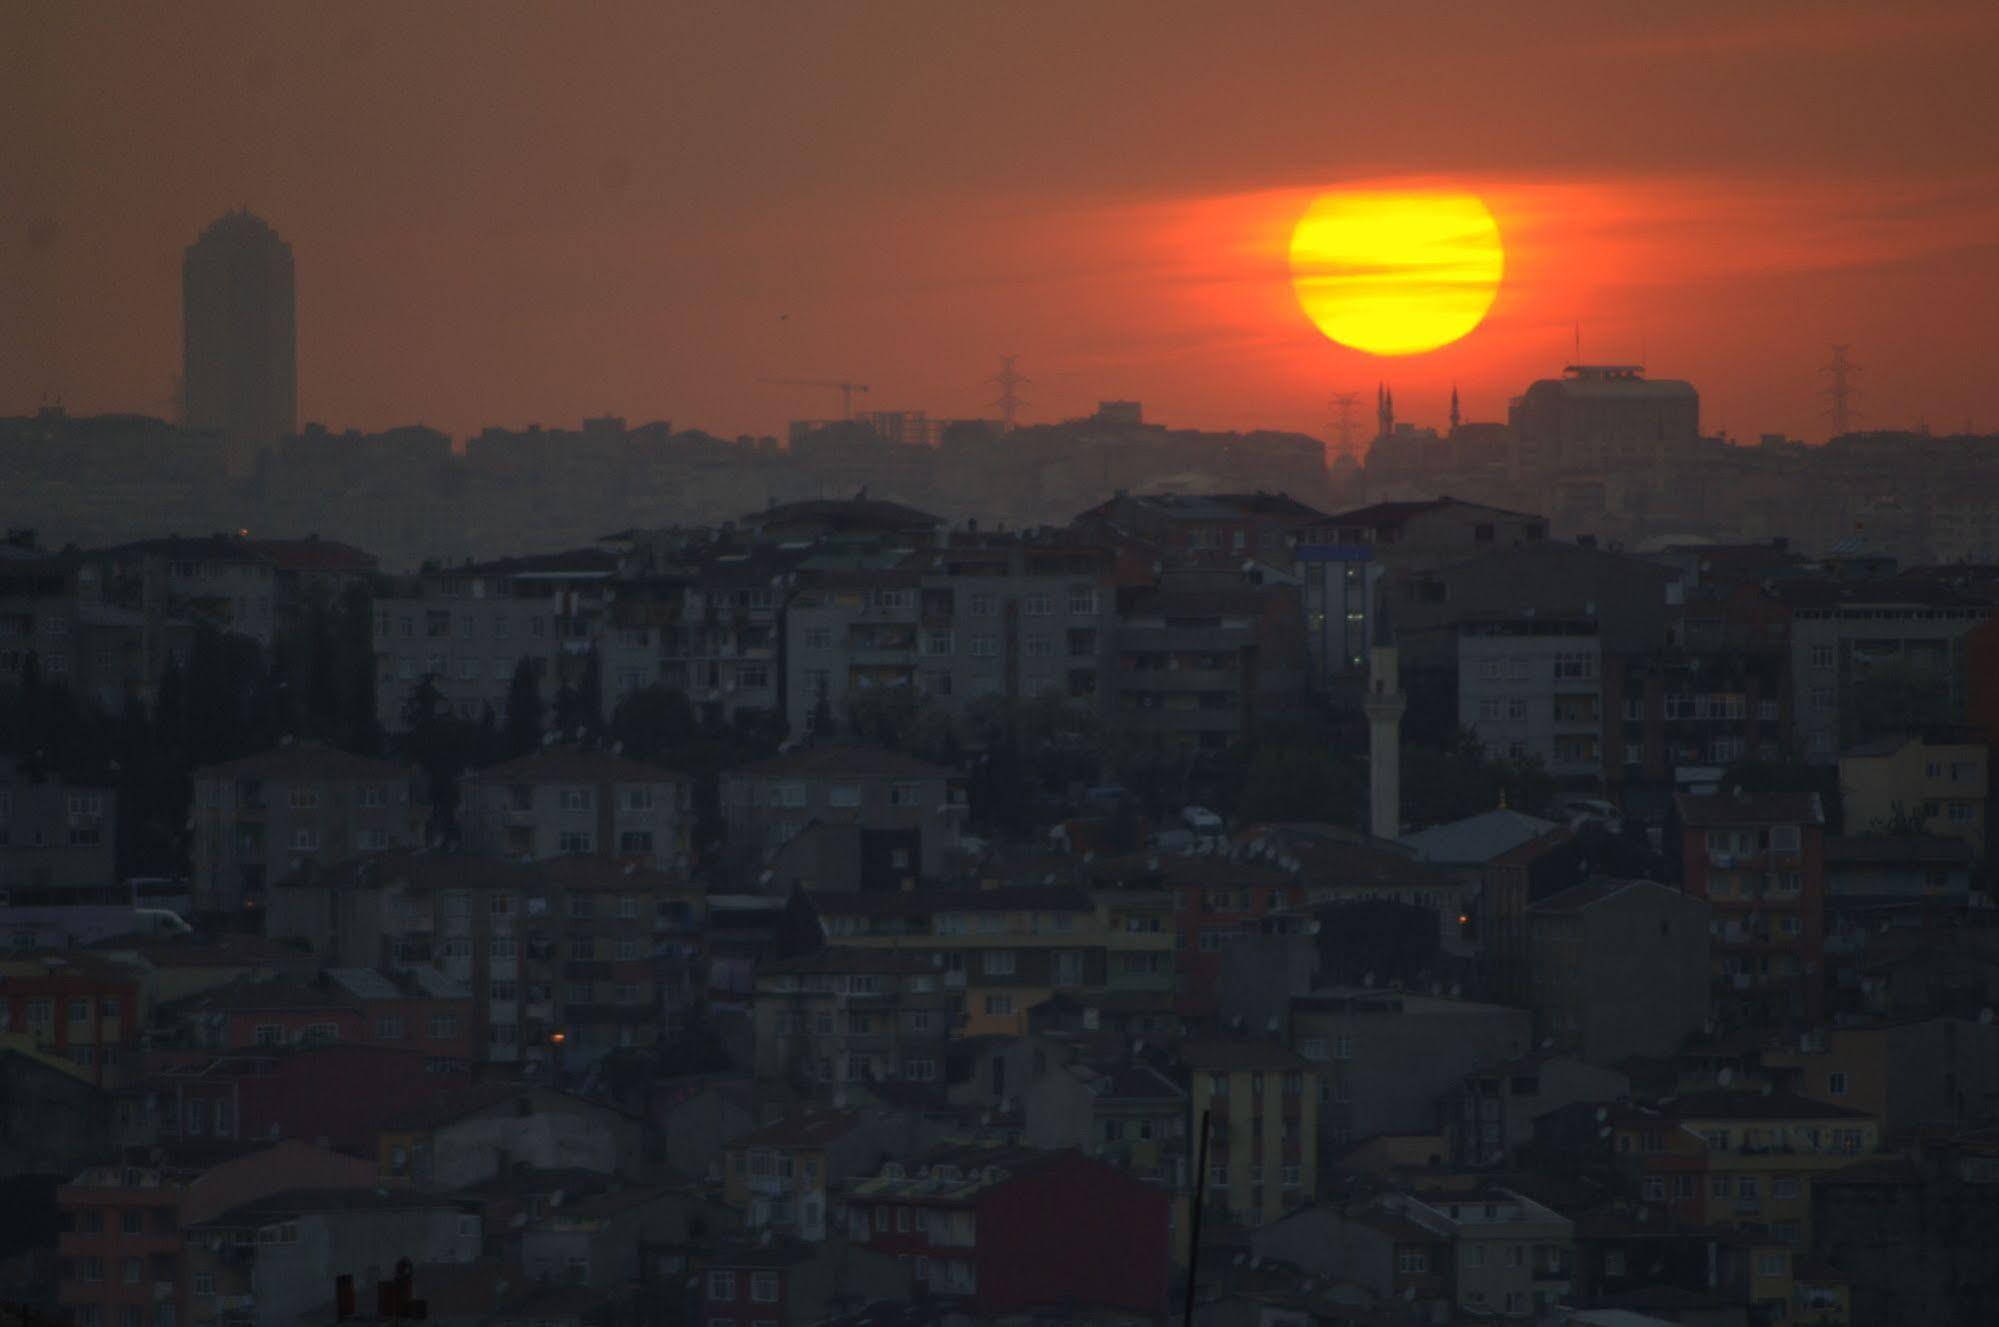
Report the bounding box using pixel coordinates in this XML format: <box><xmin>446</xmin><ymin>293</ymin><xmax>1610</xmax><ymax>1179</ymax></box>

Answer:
<box><xmin>610</xmin><ymin>684</ymin><xmax>697</xmax><ymax>762</ymax></box>
<box><xmin>399</xmin><ymin>674</ymin><xmax>479</xmax><ymax>840</ymax></box>
<box><xmin>502</xmin><ymin>659</ymin><xmax>546</xmax><ymax>758</ymax></box>
<box><xmin>1237</xmin><ymin>723</ymin><xmax>1366</xmax><ymax>827</ymax></box>
<box><xmin>551</xmin><ymin>648</ymin><xmax>605</xmax><ymax>741</ymax></box>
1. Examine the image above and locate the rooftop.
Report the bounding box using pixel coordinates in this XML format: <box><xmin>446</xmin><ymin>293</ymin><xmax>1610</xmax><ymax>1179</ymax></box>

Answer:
<box><xmin>1400</xmin><ymin>808</ymin><xmax>1560</xmax><ymax>866</ymax></box>
<box><xmin>467</xmin><ymin>744</ymin><xmax>689</xmax><ymax>787</ymax></box>
<box><xmin>727</xmin><ymin>1108</ymin><xmax>864</xmax><ymax>1150</ymax></box>
<box><xmin>1180</xmin><ymin>1038</ymin><xmax>1308</xmax><ymax>1072</ymax></box>
<box><xmin>726</xmin><ymin>743</ymin><xmax>957</xmax><ymax>782</ymax></box>
<box><xmin>1675</xmin><ymin>791</ymin><xmax>1825</xmax><ymax>828</ymax></box>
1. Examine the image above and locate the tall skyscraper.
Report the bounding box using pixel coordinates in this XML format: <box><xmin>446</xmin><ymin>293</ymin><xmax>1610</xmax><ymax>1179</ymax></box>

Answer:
<box><xmin>182</xmin><ymin>210</ymin><xmax>296</xmax><ymax>476</ymax></box>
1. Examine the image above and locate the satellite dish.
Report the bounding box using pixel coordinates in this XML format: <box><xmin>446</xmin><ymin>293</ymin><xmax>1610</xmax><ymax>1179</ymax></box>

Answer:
<box><xmin>1599</xmin><ymin>1126</ymin><xmax>1611</xmax><ymax>1138</ymax></box>
<box><xmin>1595</xmin><ymin>1107</ymin><xmax>1608</xmax><ymax>1122</ymax></box>
<box><xmin>1718</xmin><ymin>1067</ymin><xmax>1734</xmax><ymax>1087</ymax></box>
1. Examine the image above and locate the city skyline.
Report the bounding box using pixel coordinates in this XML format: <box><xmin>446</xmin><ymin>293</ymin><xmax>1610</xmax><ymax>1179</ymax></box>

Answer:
<box><xmin>8</xmin><ymin>2</ymin><xmax>1999</xmax><ymax>445</ymax></box>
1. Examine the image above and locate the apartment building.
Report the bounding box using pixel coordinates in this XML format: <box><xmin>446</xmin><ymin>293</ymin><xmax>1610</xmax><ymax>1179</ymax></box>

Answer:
<box><xmin>1782</xmin><ymin>578</ymin><xmax>1992</xmax><ymax>761</ymax></box>
<box><xmin>373</xmin><ymin>548</ymin><xmax>619</xmax><ymax>728</ymax></box>
<box><xmin>1612</xmin><ymin>1090</ymin><xmax>1880</xmax><ymax>1247</ymax></box>
<box><xmin>720</xmin><ymin>1108</ymin><xmax>912</xmax><ymax>1241</ymax></box>
<box><xmin>1526</xmin><ymin>879</ymin><xmax>1711</xmax><ymax>1063</ymax></box>
<box><xmin>810</xmin><ymin>887</ymin><xmax>1104</xmax><ymax>1038</ymax></box>
<box><xmin>1071</xmin><ymin>491</ymin><xmax>1333</xmax><ymax>568</ymax></box>
<box><xmin>1</xmin><ymin>547</ymin><xmax>191</xmax><ymax>716</ymax></box>
<box><xmin>94</xmin><ymin>534</ymin><xmax>282</xmax><ymax>646</ymax></box>
<box><xmin>55</xmin><ymin>1142</ymin><xmax>382</xmax><ymax>1327</ymax></box>
<box><xmin>1113</xmin><ymin>569</ymin><xmax>1307</xmax><ymax>754</ymax></box>
<box><xmin>750</xmin><ymin>950</ymin><xmax>954</xmax><ymax>1111</ymax></box>
<box><xmin>0</xmin><ymin>953</ymin><xmax>145</xmax><ymax>1088</ymax></box>
<box><xmin>606</xmin><ymin>542</ymin><xmax>805</xmax><ymax>727</ymax></box>
<box><xmin>783</xmin><ymin>539</ymin><xmax>1118</xmax><ymax>739</ymax></box>
<box><xmin>721</xmin><ymin>744</ymin><xmax>964</xmax><ymax>886</ymax></box>
<box><xmin>1183</xmin><ymin>1039</ymin><xmax>1322</xmax><ymax>1229</ymax></box>
<box><xmin>265</xmin><ymin>851</ymin><xmax>705</xmax><ymax>1067</ymax></box>
<box><xmin>1839</xmin><ymin>731</ymin><xmax>1989</xmax><ymax>857</ymax></box>
<box><xmin>190</xmin><ymin>742</ymin><xmax>420</xmax><ymax>913</ymax></box>
<box><xmin>1678</xmin><ymin>792</ymin><xmax>1827</xmax><ymax>1030</ymax></box>
<box><xmin>1383</xmin><ymin>1187</ymin><xmax>1575</xmax><ymax>1319</ymax></box>
<box><xmin>1459</xmin><ymin>616</ymin><xmax>1604</xmax><ymax>780</ymax></box>
<box><xmin>1288</xmin><ymin>988</ymin><xmax>1529</xmax><ymax>1154</ymax></box>
<box><xmin>459</xmin><ymin>744</ymin><xmax>693</xmax><ymax>873</ymax></box>
<box><xmin>843</xmin><ymin>1143</ymin><xmax>1171</xmax><ymax>1317</ymax></box>
<box><xmin>0</xmin><ymin>756</ymin><xmax>117</xmax><ymax>893</ymax></box>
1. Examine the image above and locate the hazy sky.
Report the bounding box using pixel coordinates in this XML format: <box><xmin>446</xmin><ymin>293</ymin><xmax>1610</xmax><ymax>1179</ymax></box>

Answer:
<box><xmin>7</xmin><ymin>0</ymin><xmax>1998</xmax><ymax>444</ymax></box>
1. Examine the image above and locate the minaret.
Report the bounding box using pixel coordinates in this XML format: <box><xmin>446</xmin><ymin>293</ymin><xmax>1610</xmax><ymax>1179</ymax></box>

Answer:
<box><xmin>1365</xmin><ymin>589</ymin><xmax>1405</xmax><ymax>841</ymax></box>
<box><xmin>1449</xmin><ymin>384</ymin><xmax>1461</xmax><ymax>434</ymax></box>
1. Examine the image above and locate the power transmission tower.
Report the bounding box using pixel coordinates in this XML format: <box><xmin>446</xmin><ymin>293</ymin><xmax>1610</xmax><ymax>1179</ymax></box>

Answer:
<box><xmin>1329</xmin><ymin>392</ymin><xmax>1361</xmax><ymax>460</ymax></box>
<box><xmin>1822</xmin><ymin>345</ymin><xmax>1861</xmax><ymax>437</ymax></box>
<box><xmin>988</xmin><ymin>355</ymin><xmax>1028</xmax><ymax>429</ymax></box>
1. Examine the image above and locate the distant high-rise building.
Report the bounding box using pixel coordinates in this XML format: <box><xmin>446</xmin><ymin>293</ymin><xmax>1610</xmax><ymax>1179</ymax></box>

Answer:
<box><xmin>182</xmin><ymin>210</ymin><xmax>296</xmax><ymax>476</ymax></box>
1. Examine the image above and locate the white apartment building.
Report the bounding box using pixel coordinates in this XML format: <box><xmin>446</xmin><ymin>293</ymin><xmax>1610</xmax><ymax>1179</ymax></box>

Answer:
<box><xmin>373</xmin><ymin>550</ymin><xmax>618</xmax><ymax>729</ymax></box>
<box><xmin>784</xmin><ymin>540</ymin><xmax>1117</xmax><ymax>739</ymax></box>
<box><xmin>1458</xmin><ymin>617</ymin><xmax>1603</xmax><ymax>780</ymax></box>
<box><xmin>458</xmin><ymin>744</ymin><xmax>693</xmax><ymax>873</ymax></box>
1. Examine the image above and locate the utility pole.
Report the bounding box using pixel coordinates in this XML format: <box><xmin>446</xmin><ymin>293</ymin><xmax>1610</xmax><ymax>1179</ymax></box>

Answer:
<box><xmin>1329</xmin><ymin>391</ymin><xmax>1360</xmax><ymax>462</ymax></box>
<box><xmin>1822</xmin><ymin>345</ymin><xmax>1861</xmax><ymax>438</ymax></box>
<box><xmin>988</xmin><ymin>354</ymin><xmax>1028</xmax><ymax>429</ymax></box>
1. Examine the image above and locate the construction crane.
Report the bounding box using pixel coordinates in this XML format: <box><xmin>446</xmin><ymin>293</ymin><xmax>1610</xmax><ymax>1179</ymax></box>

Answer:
<box><xmin>759</xmin><ymin>377</ymin><xmax>871</xmax><ymax>419</ymax></box>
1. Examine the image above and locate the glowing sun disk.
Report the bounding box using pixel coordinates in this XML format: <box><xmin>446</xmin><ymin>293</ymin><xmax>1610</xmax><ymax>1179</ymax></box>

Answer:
<box><xmin>1289</xmin><ymin>191</ymin><xmax>1504</xmax><ymax>356</ymax></box>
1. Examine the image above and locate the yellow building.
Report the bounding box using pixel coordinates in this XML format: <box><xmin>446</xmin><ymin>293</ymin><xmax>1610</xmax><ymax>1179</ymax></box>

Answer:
<box><xmin>1840</xmin><ymin>733</ymin><xmax>1988</xmax><ymax>856</ymax></box>
<box><xmin>1183</xmin><ymin>1039</ymin><xmax>1321</xmax><ymax>1231</ymax></box>
<box><xmin>1617</xmin><ymin>1090</ymin><xmax>1880</xmax><ymax>1249</ymax></box>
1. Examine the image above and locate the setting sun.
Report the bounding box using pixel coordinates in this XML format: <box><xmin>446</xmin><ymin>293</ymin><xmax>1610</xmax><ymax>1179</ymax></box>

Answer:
<box><xmin>1288</xmin><ymin>191</ymin><xmax>1505</xmax><ymax>356</ymax></box>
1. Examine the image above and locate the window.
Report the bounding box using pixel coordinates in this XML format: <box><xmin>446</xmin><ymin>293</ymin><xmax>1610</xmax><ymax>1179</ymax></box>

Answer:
<box><xmin>707</xmin><ymin>1271</ymin><xmax>736</xmax><ymax>1302</ymax></box>
<box><xmin>287</xmin><ymin>787</ymin><xmax>320</xmax><ymax>809</ymax></box>
<box><xmin>751</xmin><ymin>1273</ymin><xmax>779</xmax><ymax>1303</ymax></box>
<box><xmin>254</xmin><ymin>1024</ymin><xmax>281</xmax><ymax>1046</ymax></box>
<box><xmin>559</xmin><ymin>787</ymin><xmax>594</xmax><ymax>812</ymax></box>
<box><xmin>1712</xmin><ymin>1174</ymin><xmax>1731</xmax><ymax>1198</ymax></box>
<box><xmin>377</xmin><ymin>1017</ymin><xmax>405</xmax><ymax>1040</ymax></box>
<box><xmin>968</xmin><ymin>633</ymin><xmax>998</xmax><ymax>657</ymax></box>
<box><xmin>923</xmin><ymin>630</ymin><xmax>952</xmax><ymax>656</ymax></box>
<box><xmin>1773</xmin><ymin>1176</ymin><xmax>1800</xmax><ymax>1199</ymax></box>
<box><xmin>827</xmin><ymin>784</ymin><xmax>861</xmax><ymax>809</ymax></box>
<box><xmin>1334</xmin><ymin>1035</ymin><xmax>1353</xmax><ymax>1060</ymax></box>
<box><xmin>428</xmin><ymin>1014</ymin><xmax>459</xmax><ymax>1039</ymax></box>
<box><xmin>1024</xmin><ymin>592</ymin><xmax>1053</xmax><ymax>616</ymax></box>
<box><xmin>290</xmin><ymin>827</ymin><xmax>320</xmax><ymax>852</ymax></box>
<box><xmin>982</xmin><ymin>949</ymin><xmax>1016</xmax><ymax>976</ymax></box>
<box><xmin>1466</xmin><ymin>1244</ymin><xmax>1485</xmax><ymax>1269</ymax></box>
<box><xmin>193</xmin><ymin>1273</ymin><xmax>214</xmax><ymax>1296</ymax></box>
<box><xmin>558</xmin><ymin>831</ymin><xmax>593</xmax><ymax>854</ymax></box>
<box><xmin>1811</xmin><ymin>643</ymin><xmax>1834</xmax><ymax>670</ymax></box>
<box><xmin>983</xmin><ymin>993</ymin><xmax>1014</xmax><ymax>1016</ymax></box>
<box><xmin>1756</xmin><ymin>1251</ymin><xmax>1788</xmax><ymax>1278</ymax></box>
<box><xmin>1642</xmin><ymin>1176</ymin><xmax>1665</xmax><ymax>1201</ymax></box>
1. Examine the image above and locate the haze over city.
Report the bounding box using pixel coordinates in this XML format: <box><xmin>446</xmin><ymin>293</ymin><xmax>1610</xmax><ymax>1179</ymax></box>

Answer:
<box><xmin>8</xmin><ymin>7</ymin><xmax>1999</xmax><ymax>1327</ymax></box>
<box><xmin>8</xmin><ymin>0</ymin><xmax>1999</xmax><ymax>441</ymax></box>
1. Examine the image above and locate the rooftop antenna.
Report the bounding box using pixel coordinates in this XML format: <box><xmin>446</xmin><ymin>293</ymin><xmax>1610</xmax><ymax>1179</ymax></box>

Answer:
<box><xmin>988</xmin><ymin>355</ymin><xmax>1029</xmax><ymax>430</ymax></box>
<box><xmin>1822</xmin><ymin>345</ymin><xmax>1861</xmax><ymax>438</ymax></box>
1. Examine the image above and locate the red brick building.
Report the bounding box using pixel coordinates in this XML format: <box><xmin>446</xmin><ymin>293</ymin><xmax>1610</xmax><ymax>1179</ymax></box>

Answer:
<box><xmin>843</xmin><ymin>1144</ymin><xmax>1171</xmax><ymax>1318</ymax></box>
<box><xmin>0</xmin><ymin>954</ymin><xmax>146</xmax><ymax>1089</ymax></box>
<box><xmin>1677</xmin><ymin>792</ymin><xmax>1827</xmax><ymax>1030</ymax></box>
<box><xmin>148</xmin><ymin>1042</ymin><xmax>471</xmax><ymax>1154</ymax></box>
<box><xmin>168</xmin><ymin>969</ymin><xmax>476</xmax><ymax>1064</ymax></box>
<box><xmin>56</xmin><ymin>1141</ymin><xmax>382</xmax><ymax>1327</ymax></box>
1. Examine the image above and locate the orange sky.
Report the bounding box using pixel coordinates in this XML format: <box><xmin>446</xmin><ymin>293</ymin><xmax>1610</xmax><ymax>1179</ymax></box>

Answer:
<box><xmin>6</xmin><ymin>0</ymin><xmax>1999</xmax><ymax>445</ymax></box>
